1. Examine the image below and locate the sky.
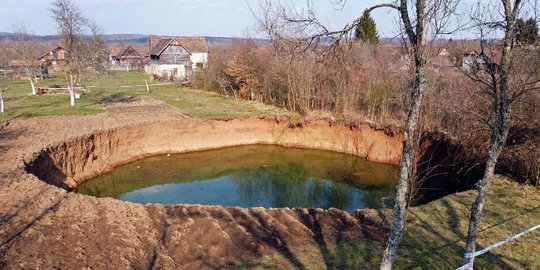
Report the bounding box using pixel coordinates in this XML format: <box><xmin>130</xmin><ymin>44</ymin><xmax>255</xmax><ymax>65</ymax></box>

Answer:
<box><xmin>0</xmin><ymin>0</ymin><xmax>408</xmax><ymax>38</ymax></box>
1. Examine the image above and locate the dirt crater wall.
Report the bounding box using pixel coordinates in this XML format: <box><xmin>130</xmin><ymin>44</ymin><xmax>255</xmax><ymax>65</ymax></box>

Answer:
<box><xmin>25</xmin><ymin>118</ymin><xmax>403</xmax><ymax>189</ymax></box>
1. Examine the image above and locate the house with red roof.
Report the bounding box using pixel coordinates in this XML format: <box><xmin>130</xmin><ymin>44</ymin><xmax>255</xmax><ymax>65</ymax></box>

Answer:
<box><xmin>462</xmin><ymin>49</ymin><xmax>503</xmax><ymax>73</ymax></box>
<box><xmin>37</xmin><ymin>46</ymin><xmax>66</xmax><ymax>72</ymax></box>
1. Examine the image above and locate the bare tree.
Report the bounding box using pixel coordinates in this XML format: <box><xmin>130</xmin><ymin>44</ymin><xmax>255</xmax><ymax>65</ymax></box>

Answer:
<box><xmin>0</xmin><ymin>46</ymin><xmax>13</xmax><ymax>114</ymax></box>
<box><xmin>50</xmin><ymin>0</ymin><xmax>86</xmax><ymax>107</ymax></box>
<box><xmin>12</xmin><ymin>23</ymin><xmax>40</xmax><ymax>96</ymax></box>
<box><xmin>365</xmin><ymin>1</ymin><xmax>462</xmax><ymax>268</ymax></box>
<box><xmin>256</xmin><ymin>1</ymin><xmax>460</xmax><ymax>269</ymax></box>
<box><xmin>50</xmin><ymin>0</ymin><xmax>107</xmax><ymax>107</ymax></box>
<box><xmin>462</xmin><ymin>1</ymin><xmax>540</xmax><ymax>269</ymax></box>
<box><xmin>86</xmin><ymin>21</ymin><xmax>110</xmax><ymax>74</ymax></box>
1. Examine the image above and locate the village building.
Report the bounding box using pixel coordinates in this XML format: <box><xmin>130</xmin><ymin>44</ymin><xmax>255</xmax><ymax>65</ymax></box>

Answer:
<box><xmin>109</xmin><ymin>45</ymin><xmax>149</xmax><ymax>71</ymax></box>
<box><xmin>7</xmin><ymin>60</ymin><xmax>46</xmax><ymax>79</ymax></box>
<box><xmin>462</xmin><ymin>50</ymin><xmax>503</xmax><ymax>73</ymax></box>
<box><xmin>145</xmin><ymin>38</ymin><xmax>193</xmax><ymax>80</ymax></box>
<box><xmin>147</xmin><ymin>36</ymin><xmax>209</xmax><ymax>77</ymax></box>
<box><xmin>176</xmin><ymin>37</ymin><xmax>209</xmax><ymax>71</ymax></box>
<box><xmin>37</xmin><ymin>46</ymin><xmax>66</xmax><ymax>73</ymax></box>
<box><xmin>107</xmin><ymin>46</ymin><xmax>123</xmax><ymax>68</ymax></box>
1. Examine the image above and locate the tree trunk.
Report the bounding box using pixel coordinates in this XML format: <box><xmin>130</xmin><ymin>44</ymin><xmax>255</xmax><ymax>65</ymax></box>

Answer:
<box><xmin>462</xmin><ymin>9</ymin><xmax>515</xmax><ymax>267</ymax></box>
<box><xmin>0</xmin><ymin>93</ymin><xmax>4</xmax><ymax>114</ymax></box>
<box><xmin>462</xmin><ymin>137</ymin><xmax>504</xmax><ymax>268</ymax></box>
<box><xmin>463</xmin><ymin>89</ymin><xmax>512</xmax><ymax>266</ymax></box>
<box><xmin>69</xmin><ymin>73</ymin><xmax>75</xmax><ymax>107</ymax></box>
<box><xmin>145</xmin><ymin>79</ymin><xmax>150</xmax><ymax>93</ymax></box>
<box><xmin>27</xmin><ymin>68</ymin><xmax>36</xmax><ymax>95</ymax></box>
<box><xmin>380</xmin><ymin>64</ymin><xmax>426</xmax><ymax>270</ymax></box>
<box><xmin>30</xmin><ymin>80</ymin><xmax>36</xmax><ymax>96</ymax></box>
<box><xmin>379</xmin><ymin>0</ymin><xmax>426</xmax><ymax>268</ymax></box>
<box><xmin>463</xmin><ymin>98</ymin><xmax>511</xmax><ymax>268</ymax></box>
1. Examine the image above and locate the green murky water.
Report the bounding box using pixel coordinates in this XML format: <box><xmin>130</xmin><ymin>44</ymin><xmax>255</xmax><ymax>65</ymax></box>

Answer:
<box><xmin>76</xmin><ymin>145</ymin><xmax>398</xmax><ymax>211</ymax></box>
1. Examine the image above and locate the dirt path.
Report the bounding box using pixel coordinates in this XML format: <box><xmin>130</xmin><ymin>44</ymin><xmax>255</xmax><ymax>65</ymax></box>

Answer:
<box><xmin>0</xmin><ymin>102</ymin><xmax>391</xmax><ymax>269</ymax></box>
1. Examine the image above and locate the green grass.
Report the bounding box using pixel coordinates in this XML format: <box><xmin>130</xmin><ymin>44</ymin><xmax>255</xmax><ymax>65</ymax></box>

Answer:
<box><xmin>150</xmin><ymin>86</ymin><xmax>294</xmax><ymax>119</ymax></box>
<box><xmin>0</xmin><ymin>71</ymin><xmax>296</xmax><ymax>122</ymax></box>
<box><xmin>229</xmin><ymin>176</ymin><xmax>540</xmax><ymax>269</ymax></box>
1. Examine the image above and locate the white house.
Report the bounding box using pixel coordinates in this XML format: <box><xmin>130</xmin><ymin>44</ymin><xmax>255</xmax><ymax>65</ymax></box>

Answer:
<box><xmin>176</xmin><ymin>37</ymin><xmax>209</xmax><ymax>71</ymax></box>
<box><xmin>146</xmin><ymin>36</ymin><xmax>209</xmax><ymax>79</ymax></box>
<box><xmin>146</xmin><ymin>38</ymin><xmax>192</xmax><ymax>80</ymax></box>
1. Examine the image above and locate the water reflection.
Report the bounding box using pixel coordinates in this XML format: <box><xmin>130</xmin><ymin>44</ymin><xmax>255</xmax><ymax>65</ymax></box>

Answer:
<box><xmin>232</xmin><ymin>165</ymin><xmax>360</xmax><ymax>210</ymax></box>
<box><xmin>77</xmin><ymin>145</ymin><xmax>398</xmax><ymax>211</ymax></box>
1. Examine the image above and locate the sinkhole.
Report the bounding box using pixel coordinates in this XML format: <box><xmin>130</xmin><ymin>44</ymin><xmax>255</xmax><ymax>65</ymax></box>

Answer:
<box><xmin>76</xmin><ymin>145</ymin><xmax>399</xmax><ymax>211</ymax></box>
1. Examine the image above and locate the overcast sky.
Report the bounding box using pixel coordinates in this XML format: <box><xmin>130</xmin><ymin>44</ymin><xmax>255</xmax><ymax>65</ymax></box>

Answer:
<box><xmin>0</xmin><ymin>0</ymin><xmax>414</xmax><ymax>38</ymax></box>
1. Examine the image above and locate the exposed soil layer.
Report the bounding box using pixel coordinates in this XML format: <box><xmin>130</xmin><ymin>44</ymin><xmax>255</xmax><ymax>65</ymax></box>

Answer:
<box><xmin>25</xmin><ymin>118</ymin><xmax>404</xmax><ymax>190</ymax></box>
<box><xmin>0</xmin><ymin>104</ymin><xmax>401</xmax><ymax>269</ymax></box>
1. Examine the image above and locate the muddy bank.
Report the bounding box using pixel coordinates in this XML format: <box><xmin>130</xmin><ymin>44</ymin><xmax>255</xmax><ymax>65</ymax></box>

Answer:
<box><xmin>2</xmin><ymin>116</ymin><xmax>400</xmax><ymax>270</ymax></box>
<box><xmin>25</xmin><ymin>118</ymin><xmax>403</xmax><ymax>189</ymax></box>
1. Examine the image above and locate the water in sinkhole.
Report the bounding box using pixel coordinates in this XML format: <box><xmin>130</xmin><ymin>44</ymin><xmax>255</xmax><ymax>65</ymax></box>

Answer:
<box><xmin>76</xmin><ymin>145</ymin><xmax>399</xmax><ymax>212</ymax></box>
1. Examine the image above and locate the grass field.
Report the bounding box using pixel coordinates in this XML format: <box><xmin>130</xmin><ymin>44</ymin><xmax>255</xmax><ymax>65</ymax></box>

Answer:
<box><xmin>230</xmin><ymin>176</ymin><xmax>540</xmax><ymax>269</ymax></box>
<box><xmin>0</xmin><ymin>71</ymin><xmax>295</xmax><ymax>122</ymax></box>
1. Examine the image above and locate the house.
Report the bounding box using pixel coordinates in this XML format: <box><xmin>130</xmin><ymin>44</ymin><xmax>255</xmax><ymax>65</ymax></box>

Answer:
<box><xmin>148</xmin><ymin>36</ymin><xmax>209</xmax><ymax>72</ymax></box>
<box><xmin>8</xmin><ymin>60</ymin><xmax>47</xmax><ymax>79</ymax></box>
<box><xmin>145</xmin><ymin>38</ymin><xmax>192</xmax><ymax>80</ymax></box>
<box><xmin>176</xmin><ymin>37</ymin><xmax>209</xmax><ymax>71</ymax></box>
<box><xmin>38</xmin><ymin>46</ymin><xmax>66</xmax><ymax>72</ymax></box>
<box><xmin>108</xmin><ymin>46</ymin><xmax>123</xmax><ymax>67</ymax></box>
<box><xmin>462</xmin><ymin>50</ymin><xmax>502</xmax><ymax>73</ymax></box>
<box><xmin>109</xmin><ymin>45</ymin><xmax>149</xmax><ymax>71</ymax></box>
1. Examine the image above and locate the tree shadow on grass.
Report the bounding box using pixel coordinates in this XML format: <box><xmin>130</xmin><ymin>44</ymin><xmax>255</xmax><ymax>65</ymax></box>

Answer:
<box><xmin>294</xmin><ymin>209</ymin><xmax>388</xmax><ymax>269</ymax></box>
<box><xmin>296</xmin><ymin>209</ymin><xmax>333</xmax><ymax>269</ymax></box>
<box><xmin>441</xmin><ymin>199</ymin><xmax>466</xmax><ymax>239</ymax></box>
<box><xmin>397</xmin><ymin>205</ymin><xmax>518</xmax><ymax>270</ymax></box>
<box><xmin>223</xmin><ymin>208</ymin><xmax>307</xmax><ymax>270</ymax></box>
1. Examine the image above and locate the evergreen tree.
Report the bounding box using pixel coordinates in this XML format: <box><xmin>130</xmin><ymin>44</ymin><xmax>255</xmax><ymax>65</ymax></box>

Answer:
<box><xmin>354</xmin><ymin>12</ymin><xmax>379</xmax><ymax>45</ymax></box>
<box><xmin>516</xmin><ymin>18</ymin><xmax>539</xmax><ymax>45</ymax></box>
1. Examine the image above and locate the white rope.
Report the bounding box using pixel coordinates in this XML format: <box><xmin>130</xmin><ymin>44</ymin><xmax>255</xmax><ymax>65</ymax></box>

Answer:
<box><xmin>456</xmin><ymin>223</ymin><xmax>540</xmax><ymax>270</ymax></box>
<box><xmin>456</xmin><ymin>262</ymin><xmax>473</xmax><ymax>270</ymax></box>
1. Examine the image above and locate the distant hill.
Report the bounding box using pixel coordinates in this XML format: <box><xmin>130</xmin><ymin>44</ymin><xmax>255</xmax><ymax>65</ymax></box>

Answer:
<box><xmin>0</xmin><ymin>33</ymin><xmax>149</xmax><ymax>44</ymax></box>
<box><xmin>0</xmin><ymin>33</ymin><xmax>269</xmax><ymax>46</ymax></box>
<box><xmin>0</xmin><ymin>33</ymin><xmax>412</xmax><ymax>49</ymax></box>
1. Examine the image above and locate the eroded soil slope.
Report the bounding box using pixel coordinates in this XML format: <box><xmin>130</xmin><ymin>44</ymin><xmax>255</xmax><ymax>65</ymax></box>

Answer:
<box><xmin>0</xmin><ymin>101</ymin><xmax>399</xmax><ymax>269</ymax></box>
